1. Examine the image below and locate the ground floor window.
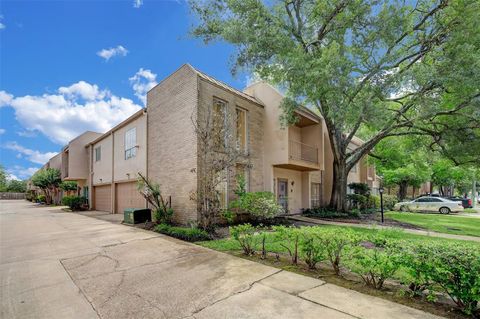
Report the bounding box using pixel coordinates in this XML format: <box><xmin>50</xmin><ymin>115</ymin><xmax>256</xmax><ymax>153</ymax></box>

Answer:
<box><xmin>311</xmin><ymin>182</ymin><xmax>321</xmax><ymax>208</ymax></box>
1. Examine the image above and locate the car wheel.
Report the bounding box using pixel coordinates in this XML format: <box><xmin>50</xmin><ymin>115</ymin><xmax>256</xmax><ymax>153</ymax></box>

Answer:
<box><xmin>400</xmin><ymin>206</ymin><xmax>408</xmax><ymax>212</ymax></box>
<box><xmin>439</xmin><ymin>207</ymin><xmax>451</xmax><ymax>214</ymax></box>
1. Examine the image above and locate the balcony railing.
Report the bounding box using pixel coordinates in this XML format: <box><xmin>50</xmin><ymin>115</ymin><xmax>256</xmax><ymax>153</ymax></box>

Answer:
<box><xmin>289</xmin><ymin>140</ymin><xmax>318</xmax><ymax>164</ymax></box>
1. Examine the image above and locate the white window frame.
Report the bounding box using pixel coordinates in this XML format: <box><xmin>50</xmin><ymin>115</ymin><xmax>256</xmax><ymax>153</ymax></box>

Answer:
<box><xmin>125</xmin><ymin>127</ymin><xmax>137</xmax><ymax>160</ymax></box>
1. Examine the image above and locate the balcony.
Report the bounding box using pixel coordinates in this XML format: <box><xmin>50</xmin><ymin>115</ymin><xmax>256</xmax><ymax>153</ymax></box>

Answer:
<box><xmin>289</xmin><ymin>140</ymin><xmax>318</xmax><ymax>164</ymax></box>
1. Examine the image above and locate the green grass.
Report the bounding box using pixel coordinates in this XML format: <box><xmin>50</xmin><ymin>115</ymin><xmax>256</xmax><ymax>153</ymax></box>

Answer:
<box><xmin>198</xmin><ymin>225</ymin><xmax>476</xmax><ymax>252</ymax></box>
<box><xmin>385</xmin><ymin>212</ymin><xmax>480</xmax><ymax>237</ymax></box>
<box><xmin>463</xmin><ymin>208</ymin><xmax>478</xmax><ymax>214</ymax></box>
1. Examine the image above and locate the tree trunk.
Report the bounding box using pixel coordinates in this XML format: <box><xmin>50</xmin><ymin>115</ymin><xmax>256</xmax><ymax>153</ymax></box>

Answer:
<box><xmin>398</xmin><ymin>181</ymin><xmax>408</xmax><ymax>200</ymax></box>
<box><xmin>330</xmin><ymin>159</ymin><xmax>348</xmax><ymax>212</ymax></box>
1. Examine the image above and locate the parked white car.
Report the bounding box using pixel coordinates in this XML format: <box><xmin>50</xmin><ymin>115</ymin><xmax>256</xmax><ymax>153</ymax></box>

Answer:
<box><xmin>394</xmin><ymin>196</ymin><xmax>464</xmax><ymax>214</ymax></box>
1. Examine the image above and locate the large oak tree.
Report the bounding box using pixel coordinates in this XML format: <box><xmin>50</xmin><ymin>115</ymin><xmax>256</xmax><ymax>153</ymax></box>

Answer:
<box><xmin>189</xmin><ymin>0</ymin><xmax>480</xmax><ymax>211</ymax></box>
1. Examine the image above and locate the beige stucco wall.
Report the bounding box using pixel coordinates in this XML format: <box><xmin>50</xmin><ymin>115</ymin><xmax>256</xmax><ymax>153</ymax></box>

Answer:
<box><xmin>147</xmin><ymin>65</ymin><xmax>199</xmax><ymax>224</ymax></box>
<box><xmin>113</xmin><ymin>114</ymin><xmax>147</xmax><ymax>182</ymax></box>
<box><xmin>244</xmin><ymin>82</ymin><xmax>289</xmax><ymax>192</ymax></box>
<box><xmin>48</xmin><ymin>153</ymin><xmax>62</xmax><ymax>171</ymax></box>
<box><xmin>66</xmin><ymin>131</ymin><xmax>102</xmax><ymax>180</ymax></box>
<box><xmin>91</xmin><ymin>134</ymin><xmax>113</xmax><ymax>185</ymax></box>
<box><xmin>273</xmin><ymin>167</ymin><xmax>303</xmax><ymax>214</ymax></box>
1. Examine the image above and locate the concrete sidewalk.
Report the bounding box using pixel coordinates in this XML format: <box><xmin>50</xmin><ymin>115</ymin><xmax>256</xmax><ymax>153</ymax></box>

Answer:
<box><xmin>1</xmin><ymin>200</ymin><xmax>444</xmax><ymax>319</ymax></box>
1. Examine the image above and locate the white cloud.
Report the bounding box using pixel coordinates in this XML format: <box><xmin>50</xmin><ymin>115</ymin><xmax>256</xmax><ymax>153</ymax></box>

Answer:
<box><xmin>0</xmin><ymin>15</ymin><xmax>5</xmax><ymax>30</ymax></box>
<box><xmin>129</xmin><ymin>68</ymin><xmax>157</xmax><ymax>105</ymax></box>
<box><xmin>0</xmin><ymin>128</ymin><xmax>5</xmax><ymax>135</ymax></box>
<box><xmin>96</xmin><ymin>45</ymin><xmax>128</xmax><ymax>61</ymax></box>
<box><xmin>1</xmin><ymin>81</ymin><xmax>142</xmax><ymax>144</ymax></box>
<box><xmin>6</xmin><ymin>166</ymin><xmax>40</xmax><ymax>180</ymax></box>
<box><xmin>133</xmin><ymin>0</ymin><xmax>143</xmax><ymax>8</ymax></box>
<box><xmin>58</xmin><ymin>81</ymin><xmax>108</xmax><ymax>101</ymax></box>
<box><xmin>7</xmin><ymin>174</ymin><xmax>20</xmax><ymax>181</ymax></box>
<box><xmin>3</xmin><ymin>142</ymin><xmax>57</xmax><ymax>165</ymax></box>
<box><xmin>0</xmin><ymin>91</ymin><xmax>13</xmax><ymax>107</ymax></box>
<box><xmin>16</xmin><ymin>130</ymin><xmax>37</xmax><ymax>138</ymax></box>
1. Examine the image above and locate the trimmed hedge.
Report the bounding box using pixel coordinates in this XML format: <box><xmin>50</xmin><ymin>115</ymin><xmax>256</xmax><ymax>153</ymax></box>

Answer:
<box><xmin>154</xmin><ymin>224</ymin><xmax>210</xmax><ymax>242</ymax></box>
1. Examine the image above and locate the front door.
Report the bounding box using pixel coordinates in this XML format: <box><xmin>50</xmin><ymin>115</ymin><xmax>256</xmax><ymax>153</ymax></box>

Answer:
<box><xmin>277</xmin><ymin>179</ymin><xmax>288</xmax><ymax>212</ymax></box>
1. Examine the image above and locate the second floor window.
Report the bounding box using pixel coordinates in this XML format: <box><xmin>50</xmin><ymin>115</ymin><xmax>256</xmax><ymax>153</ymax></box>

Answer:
<box><xmin>95</xmin><ymin>146</ymin><xmax>101</xmax><ymax>162</ymax></box>
<box><xmin>125</xmin><ymin>127</ymin><xmax>137</xmax><ymax>160</ymax></box>
<box><xmin>213</xmin><ymin>98</ymin><xmax>227</xmax><ymax>150</ymax></box>
<box><xmin>236</xmin><ymin>108</ymin><xmax>247</xmax><ymax>153</ymax></box>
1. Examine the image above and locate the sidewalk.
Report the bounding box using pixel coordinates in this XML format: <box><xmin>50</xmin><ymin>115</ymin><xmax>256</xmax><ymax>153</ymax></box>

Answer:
<box><xmin>288</xmin><ymin>215</ymin><xmax>480</xmax><ymax>243</ymax></box>
<box><xmin>1</xmin><ymin>200</ymin><xmax>445</xmax><ymax>319</ymax></box>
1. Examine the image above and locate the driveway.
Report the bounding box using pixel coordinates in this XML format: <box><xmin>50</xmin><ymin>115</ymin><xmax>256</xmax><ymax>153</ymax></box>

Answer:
<box><xmin>0</xmin><ymin>200</ymin><xmax>443</xmax><ymax>319</ymax></box>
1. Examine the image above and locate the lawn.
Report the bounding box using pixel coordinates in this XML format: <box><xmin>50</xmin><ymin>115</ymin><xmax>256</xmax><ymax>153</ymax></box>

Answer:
<box><xmin>198</xmin><ymin>224</ymin><xmax>477</xmax><ymax>253</ymax></box>
<box><xmin>385</xmin><ymin>212</ymin><xmax>480</xmax><ymax>237</ymax></box>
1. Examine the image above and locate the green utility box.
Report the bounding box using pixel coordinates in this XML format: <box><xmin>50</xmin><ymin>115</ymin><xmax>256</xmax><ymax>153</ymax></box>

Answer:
<box><xmin>123</xmin><ymin>208</ymin><xmax>151</xmax><ymax>224</ymax></box>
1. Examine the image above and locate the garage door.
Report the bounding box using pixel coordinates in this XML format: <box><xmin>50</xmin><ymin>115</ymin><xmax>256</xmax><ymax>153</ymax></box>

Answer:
<box><xmin>116</xmin><ymin>182</ymin><xmax>145</xmax><ymax>214</ymax></box>
<box><xmin>94</xmin><ymin>185</ymin><xmax>111</xmax><ymax>212</ymax></box>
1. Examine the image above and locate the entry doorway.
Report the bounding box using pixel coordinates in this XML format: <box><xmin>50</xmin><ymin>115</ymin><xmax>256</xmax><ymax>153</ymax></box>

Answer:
<box><xmin>277</xmin><ymin>179</ymin><xmax>288</xmax><ymax>212</ymax></box>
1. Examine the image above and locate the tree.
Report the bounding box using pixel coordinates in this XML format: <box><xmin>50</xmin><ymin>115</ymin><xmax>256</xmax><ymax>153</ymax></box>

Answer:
<box><xmin>431</xmin><ymin>159</ymin><xmax>468</xmax><ymax>196</ymax></box>
<box><xmin>190</xmin><ymin>0</ymin><xmax>480</xmax><ymax>211</ymax></box>
<box><xmin>31</xmin><ymin>168</ymin><xmax>61</xmax><ymax>204</ymax></box>
<box><xmin>371</xmin><ymin>136</ymin><xmax>431</xmax><ymax>199</ymax></box>
<box><xmin>191</xmin><ymin>103</ymin><xmax>244</xmax><ymax>230</ymax></box>
<box><xmin>0</xmin><ymin>166</ymin><xmax>8</xmax><ymax>192</ymax></box>
<box><xmin>59</xmin><ymin>181</ymin><xmax>78</xmax><ymax>194</ymax></box>
<box><xmin>6</xmin><ymin>180</ymin><xmax>27</xmax><ymax>193</ymax></box>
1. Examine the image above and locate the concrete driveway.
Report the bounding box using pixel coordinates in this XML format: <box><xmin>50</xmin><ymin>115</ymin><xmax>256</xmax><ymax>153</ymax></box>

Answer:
<box><xmin>0</xmin><ymin>200</ymin><xmax>443</xmax><ymax>319</ymax></box>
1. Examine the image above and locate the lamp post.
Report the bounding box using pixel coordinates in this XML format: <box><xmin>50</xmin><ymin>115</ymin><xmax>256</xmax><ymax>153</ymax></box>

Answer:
<box><xmin>379</xmin><ymin>187</ymin><xmax>385</xmax><ymax>223</ymax></box>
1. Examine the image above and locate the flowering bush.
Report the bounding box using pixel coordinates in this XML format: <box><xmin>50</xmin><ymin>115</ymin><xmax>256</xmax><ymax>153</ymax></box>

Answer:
<box><xmin>229</xmin><ymin>191</ymin><xmax>282</xmax><ymax>220</ymax></box>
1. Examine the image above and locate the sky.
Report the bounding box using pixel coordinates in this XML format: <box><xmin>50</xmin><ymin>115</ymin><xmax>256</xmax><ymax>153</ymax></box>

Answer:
<box><xmin>0</xmin><ymin>0</ymin><xmax>252</xmax><ymax>180</ymax></box>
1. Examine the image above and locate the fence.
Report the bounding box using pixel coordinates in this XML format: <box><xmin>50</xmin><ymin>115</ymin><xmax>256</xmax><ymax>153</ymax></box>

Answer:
<box><xmin>0</xmin><ymin>192</ymin><xmax>26</xmax><ymax>200</ymax></box>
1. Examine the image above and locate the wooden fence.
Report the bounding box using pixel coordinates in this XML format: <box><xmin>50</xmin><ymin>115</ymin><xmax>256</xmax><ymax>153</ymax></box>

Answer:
<box><xmin>0</xmin><ymin>192</ymin><xmax>26</xmax><ymax>200</ymax></box>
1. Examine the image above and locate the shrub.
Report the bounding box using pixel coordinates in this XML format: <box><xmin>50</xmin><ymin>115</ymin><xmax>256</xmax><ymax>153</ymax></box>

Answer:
<box><xmin>428</xmin><ymin>243</ymin><xmax>480</xmax><ymax>315</ymax></box>
<box><xmin>348</xmin><ymin>182</ymin><xmax>370</xmax><ymax>195</ymax></box>
<box><xmin>154</xmin><ymin>207</ymin><xmax>174</xmax><ymax>224</ymax></box>
<box><xmin>36</xmin><ymin>194</ymin><xmax>46</xmax><ymax>203</ymax></box>
<box><xmin>299</xmin><ymin>228</ymin><xmax>325</xmax><ymax>269</ymax></box>
<box><xmin>230</xmin><ymin>192</ymin><xmax>282</xmax><ymax>220</ymax></box>
<box><xmin>303</xmin><ymin>208</ymin><xmax>350</xmax><ymax>219</ymax></box>
<box><xmin>230</xmin><ymin>223</ymin><xmax>259</xmax><ymax>255</ymax></box>
<box><xmin>316</xmin><ymin>227</ymin><xmax>359</xmax><ymax>275</ymax></box>
<box><xmin>347</xmin><ymin>194</ymin><xmax>368</xmax><ymax>210</ymax></box>
<box><xmin>273</xmin><ymin>226</ymin><xmax>301</xmax><ymax>264</ymax></box>
<box><xmin>348</xmin><ymin>240</ymin><xmax>401</xmax><ymax>289</ymax></box>
<box><xmin>26</xmin><ymin>190</ymin><xmax>36</xmax><ymax>201</ymax></box>
<box><xmin>382</xmin><ymin>194</ymin><xmax>398</xmax><ymax>210</ymax></box>
<box><xmin>154</xmin><ymin>224</ymin><xmax>210</xmax><ymax>242</ymax></box>
<box><xmin>368</xmin><ymin>195</ymin><xmax>381</xmax><ymax>209</ymax></box>
<box><xmin>398</xmin><ymin>242</ymin><xmax>436</xmax><ymax>297</ymax></box>
<box><xmin>61</xmin><ymin>195</ymin><xmax>86</xmax><ymax>211</ymax></box>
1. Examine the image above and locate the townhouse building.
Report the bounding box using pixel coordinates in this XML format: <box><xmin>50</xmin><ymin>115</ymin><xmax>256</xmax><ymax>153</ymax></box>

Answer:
<box><xmin>36</xmin><ymin>63</ymin><xmax>380</xmax><ymax>223</ymax></box>
<box><xmin>86</xmin><ymin>109</ymin><xmax>147</xmax><ymax>214</ymax></box>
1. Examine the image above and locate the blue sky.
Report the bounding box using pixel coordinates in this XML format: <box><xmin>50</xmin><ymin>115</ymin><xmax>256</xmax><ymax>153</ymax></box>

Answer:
<box><xmin>0</xmin><ymin>0</ymin><xmax>248</xmax><ymax>180</ymax></box>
